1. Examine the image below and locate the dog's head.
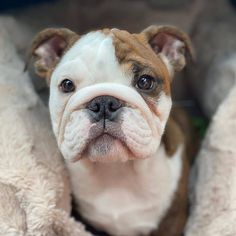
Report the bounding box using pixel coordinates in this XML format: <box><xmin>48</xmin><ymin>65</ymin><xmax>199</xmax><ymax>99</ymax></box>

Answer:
<box><xmin>29</xmin><ymin>26</ymin><xmax>193</xmax><ymax>163</ymax></box>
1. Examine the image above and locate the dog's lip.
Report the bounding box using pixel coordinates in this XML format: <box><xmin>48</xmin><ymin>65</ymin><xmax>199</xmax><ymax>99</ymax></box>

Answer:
<box><xmin>85</xmin><ymin>133</ymin><xmax>134</xmax><ymax>161</ymax></box>
<box><xmin>84</xmin><ymin>131</ymin><xmax>124</xmax><ymax>154</ymax></box>
<box><xmin>89</xmin><ymin>132</ymin><xmax>114</xmax><ymax>143</ymax></box>
<box><xmin>70</xmin><ymin>130</ymin><xmax>133</xmax><ymax>163</ymax></box>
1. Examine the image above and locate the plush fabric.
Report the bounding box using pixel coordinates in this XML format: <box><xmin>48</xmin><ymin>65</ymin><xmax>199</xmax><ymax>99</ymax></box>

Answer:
<box><xmin>185</xmin><ymin>85</ymin><xmax>236</xmax><ymax>236</ymax></box>
<box><xmin>0</xmin><ymin>17</ymin><xmax>91</xmax><ymax>236</ymax></box>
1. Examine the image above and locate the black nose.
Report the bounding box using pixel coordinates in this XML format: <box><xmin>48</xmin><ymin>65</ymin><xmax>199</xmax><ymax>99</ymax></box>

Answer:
<box><xmin>86</xmin><ymin>96</ymin><xmax>122</xmax><ymax>122</ymax></box>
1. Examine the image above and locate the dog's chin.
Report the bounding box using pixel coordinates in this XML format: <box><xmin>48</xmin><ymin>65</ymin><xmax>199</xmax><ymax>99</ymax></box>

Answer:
<box><xmin>83</xmin><ymin>134</ymin><xmax>132</xmax><ymax>163</ymax></box>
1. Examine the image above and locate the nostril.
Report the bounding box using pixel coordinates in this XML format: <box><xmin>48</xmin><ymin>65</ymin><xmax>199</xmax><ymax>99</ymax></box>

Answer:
<box><xmin>87</xmin><ymin>100</ymin><xmax>101</xmax><ymax>113</ymax></box>
<box><xmin>90</xmin><ymin>102</ymin><xmax>100</xmax><ymax>113</ymax></box>
<box><xmin>108</xmin><ymin>101</ymin><xmax>121</xmax><ymax>112</ymax></box>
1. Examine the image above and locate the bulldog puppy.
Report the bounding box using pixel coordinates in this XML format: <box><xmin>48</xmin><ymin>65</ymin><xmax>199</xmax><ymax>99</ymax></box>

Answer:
<box><xmin>29</xmin><ymin>25</ymin><xmax>194</xmax><ymax>236</ymax></box>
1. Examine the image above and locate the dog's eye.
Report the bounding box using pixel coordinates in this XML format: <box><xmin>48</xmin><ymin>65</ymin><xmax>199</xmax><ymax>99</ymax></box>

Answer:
<box><xmin>136</xmin><ymin>75</ymin><xmax>156</xmax><ymax>91</ymax></box>
<box><xmin>60</xmin><ymin>79</ymin><xmax>75</xmax><ymax>93</ymax></box>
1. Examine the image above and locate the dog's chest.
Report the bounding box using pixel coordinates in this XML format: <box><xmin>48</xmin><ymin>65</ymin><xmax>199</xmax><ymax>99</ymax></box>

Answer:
<box><xmin>67</xmin><ymin>144</ymin><xmax>183</xmax><ymax>236</ymax></box>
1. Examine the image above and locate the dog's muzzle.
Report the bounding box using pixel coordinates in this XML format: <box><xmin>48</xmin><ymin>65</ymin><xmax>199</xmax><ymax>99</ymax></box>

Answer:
<box><xmin>53</xmin><ymin>83</ymin><xmax>164</xmax><ymax>162</ymax></box>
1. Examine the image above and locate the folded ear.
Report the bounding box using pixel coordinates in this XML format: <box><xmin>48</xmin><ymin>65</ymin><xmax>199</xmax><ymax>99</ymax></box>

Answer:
<box><xmin>142</xmin><ymin>25</ymin><xmax>194</xmax><ymax>74</ymax></box>
<box><xmin>27</xmin><ymin>28</ymin><xmax>78</xmax><ymax>80</ymax></box>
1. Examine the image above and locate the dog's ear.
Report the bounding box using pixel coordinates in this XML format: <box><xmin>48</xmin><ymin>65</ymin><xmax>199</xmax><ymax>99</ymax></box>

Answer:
<box><xmin>27</xmin><ymin>28</ymin><xmax>78</xmax><ymax>80</ymax></box>
<box><xmin>142</xmin><ymin>25</ymin><xmax>194</xmax><ymax>74</ymax></box>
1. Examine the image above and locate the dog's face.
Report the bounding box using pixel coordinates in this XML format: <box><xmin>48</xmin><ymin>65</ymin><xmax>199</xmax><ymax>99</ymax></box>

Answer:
<box><xmin>30</xmin><ymin>26</ymin><xmax>193</xmax><ymax>163</ymax></box>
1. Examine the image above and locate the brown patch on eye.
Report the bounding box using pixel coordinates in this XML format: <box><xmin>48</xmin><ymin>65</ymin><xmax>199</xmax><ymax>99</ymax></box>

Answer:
<box><xmin>109</xmin><ymin>28</ymin><xmax>171</xmax><ymax>95</ymax></box>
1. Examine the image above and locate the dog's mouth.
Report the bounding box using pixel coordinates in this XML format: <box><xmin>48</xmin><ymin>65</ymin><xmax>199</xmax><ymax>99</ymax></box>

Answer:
<box><xmin>61</xmin><ymin>105</ymin><xmax>159</xmax><ymax>163</ymax></box>
<box><xmin>81</xmin><ymin>121</ymin><xmax>133</xmax><ymax>162</ymax></box>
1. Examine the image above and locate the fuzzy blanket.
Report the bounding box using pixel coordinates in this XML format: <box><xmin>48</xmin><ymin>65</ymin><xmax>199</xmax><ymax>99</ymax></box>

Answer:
<box><xmin>185</xmin><ymin>84</ymin><xmax>236</xmax><ymax>236</ymax></box>
<box><xmin>0</xmin><ymin>17</ymin><xmax>91</xmax><ymax>236</ymax></box>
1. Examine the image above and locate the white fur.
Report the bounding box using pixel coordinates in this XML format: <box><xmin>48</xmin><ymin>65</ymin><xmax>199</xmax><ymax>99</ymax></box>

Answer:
<box><xmin>68</xmin><ymin>144</ymin><xmax>183</xmax><ymax>236</ymax></box>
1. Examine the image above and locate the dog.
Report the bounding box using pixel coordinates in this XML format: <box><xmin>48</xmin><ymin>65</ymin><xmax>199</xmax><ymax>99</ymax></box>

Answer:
<box><xmin>29</xmin><ymin>25</ymin><xmax>195</xmax><ymax>236</ymax></box>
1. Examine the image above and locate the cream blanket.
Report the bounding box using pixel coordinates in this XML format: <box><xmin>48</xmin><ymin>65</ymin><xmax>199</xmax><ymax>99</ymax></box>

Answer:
<box><xmin>0</xmin><ymin>17</ymin><xmax>91</xmax><ymax>236</ymax></box>
<box><xmin>185</xmin><ymin>84</ymin><xmax>236</xmax><ymax>236</ymax></box>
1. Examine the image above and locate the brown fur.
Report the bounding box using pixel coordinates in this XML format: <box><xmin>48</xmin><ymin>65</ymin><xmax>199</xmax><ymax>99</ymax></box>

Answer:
<box><xmin>142</xmin><ymin>25</ymin><xmax>195</xmax><ymax>62</ymax></box>
<box><xmin>163</xmin><ymin>115</ymin><xmax>184</xmax><ymax>157</ymax></box>
<box><xmin>152</xmin><ymin>108</ymin><xmax>198</xmax><ymax>236</ymax></box>
<box><xmin>170</xmin><ymin>107</ymin><xmax>199</xmax><ymax>164</ymax></box>
<box><xmin>152</xmin><ymin>123</ymin><xmax>186</xmax><ymax>236</ymax></box>
<box><xmin>110</xmin><ymin>28</ymin><xmax>171</xmax><ymax>95</ymax></box>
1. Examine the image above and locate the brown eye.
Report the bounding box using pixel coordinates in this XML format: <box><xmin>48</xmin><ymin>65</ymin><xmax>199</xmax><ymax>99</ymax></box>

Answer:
<box><xmin>60</xmin><ymin>79</ymin><xmax>75</xmax><ymax>93</ymax></box>
<box><xmin>136</xmin><ymin>75</ymin><xmax>155</xmax><ymax>91</ymax></box>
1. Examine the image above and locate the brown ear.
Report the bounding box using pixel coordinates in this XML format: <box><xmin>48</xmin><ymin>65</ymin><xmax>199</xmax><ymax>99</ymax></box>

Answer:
<box><xmin>142</xmin><ymin>25</ymin><xmax>194</xmax><ymax>73</ymax></box>
<box><xmin>27</xmin><ymin>28</ymin><xmax>78</xmax><ymax>80</ymax></box>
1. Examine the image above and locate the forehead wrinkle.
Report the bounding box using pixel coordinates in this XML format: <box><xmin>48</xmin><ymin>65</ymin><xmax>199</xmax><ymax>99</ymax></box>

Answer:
<box><xmin>112</xmin><ymin>29</ymin><xmax>150</xmax><ymax>59</ymax></box>
<box><xmin>88</xmin><ymin>33</ymin><xmax>126</xmax><ymax>84</ymax></box>
<box><xmin>94</xmin><ymin>36</ymin><xmax>121</xmax><ymax>79</ymax></box>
